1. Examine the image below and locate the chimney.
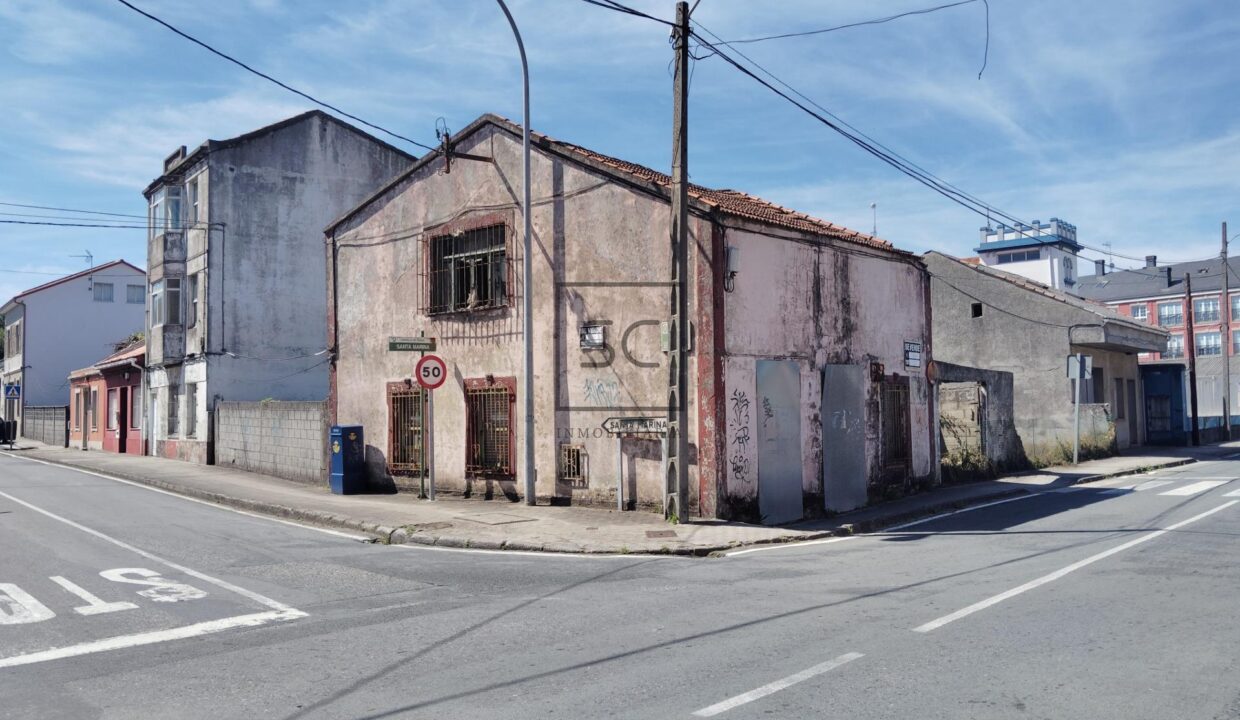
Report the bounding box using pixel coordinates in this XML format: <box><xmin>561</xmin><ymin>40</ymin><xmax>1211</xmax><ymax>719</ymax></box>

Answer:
<box><xmin>1094</xmin><ymin>259</ymin><xmax>1106</xmax><ymax>276</ymax></box>
<box><xmin>1145</xmin><ymin>255</ymin><xmax>1157</xmax><ymax>268</ymax></box>
<box><xmin>1165</xmin><ymin>266</ymin><xmax>1172</xmax><ymax>287</ymax></box>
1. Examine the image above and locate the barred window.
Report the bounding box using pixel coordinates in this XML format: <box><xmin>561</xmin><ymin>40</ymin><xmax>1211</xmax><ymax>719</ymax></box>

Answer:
<box><xmin>427</xmin><ymin>225</ymin><xmax>507</xmax><ymax>314</ymax></box>
<box><xmin>387</xmin><ymin>383</ymin><xmax>425</xmax><ymax>476</ymax></box>
<box><xmin>558</xmin><ymin>444</ymin><xmax>587</xmax><ymax>488</ymax></box>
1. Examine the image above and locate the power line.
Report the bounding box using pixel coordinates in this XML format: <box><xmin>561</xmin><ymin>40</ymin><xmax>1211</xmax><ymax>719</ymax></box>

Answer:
<box><xmin>719</xmin><ymin>0</ymin><xmax>981</xmax><ymax>45</ymax></box>
<box><xmin>0</xmin><ymin>201</ymin><xmax>149</xmax><ymax>220</ymax></box>
<box><xmin>0</xmin><ymin>220</ymin><xmax>148</xmax><ymax>229</ymax></box>
<box><xmin>112</xmin><ymin>0</ymin><xmax>437</xmax><ymax>153</ymax></box>
<box><xmin>576</xmin><ymin>0</ymin><xmax>676</xmax><ymax>27</ymax></box>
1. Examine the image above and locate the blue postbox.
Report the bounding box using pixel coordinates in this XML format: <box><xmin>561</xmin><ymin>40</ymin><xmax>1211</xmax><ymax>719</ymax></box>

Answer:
<box><xmin>329</xmin><ymin>425</ymin><xmax>366</xmax><ymax>495</ymax></box>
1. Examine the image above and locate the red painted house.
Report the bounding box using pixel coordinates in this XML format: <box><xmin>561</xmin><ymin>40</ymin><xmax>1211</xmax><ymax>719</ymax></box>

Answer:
<box><xmin>68</xmin><ymin>342</ymin><xmax>145</xmax><ymax>454</ymax></box>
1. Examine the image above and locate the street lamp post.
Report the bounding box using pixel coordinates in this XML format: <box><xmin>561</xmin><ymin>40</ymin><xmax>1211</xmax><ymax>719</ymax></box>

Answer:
<box><xmin>495</xmin><ymin>0</ymin><xmax>536</xmax><ymax>506</ymax></box>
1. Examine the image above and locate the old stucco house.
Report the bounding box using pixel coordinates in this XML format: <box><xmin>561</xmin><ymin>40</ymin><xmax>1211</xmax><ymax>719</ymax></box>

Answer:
<box><xmin>143</xmin><ymin>110</ymin><xmax>413</xmax><ymax>463</ymax></box>
<box><xmin>327</xmin><ymin>114</ymin><xmax>934</xmax><ymax>524</ymax></box>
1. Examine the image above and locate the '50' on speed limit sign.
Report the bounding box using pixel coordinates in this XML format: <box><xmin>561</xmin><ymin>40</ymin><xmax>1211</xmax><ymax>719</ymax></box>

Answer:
<box><xmin>415</xmin><ymin>354</ymin><xmax>447</xmax><ymax>390</ymax></box>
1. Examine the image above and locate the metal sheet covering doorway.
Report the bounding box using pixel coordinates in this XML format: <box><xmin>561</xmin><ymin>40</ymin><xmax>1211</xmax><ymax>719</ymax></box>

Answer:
<box><xmin>756</xmin><ymin>360</ymin><xmax>802</xmax><ymax>525</ymax></box>
<box><xmin>822</xmin><ymin>365</ymin><xmax>867</xmax><ymax>513</ymax></box>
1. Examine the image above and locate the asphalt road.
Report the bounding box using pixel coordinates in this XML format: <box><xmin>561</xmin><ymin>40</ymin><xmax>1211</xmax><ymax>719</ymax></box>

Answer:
<box><xmin>2</xmin><ymin>452</ymin><xmax>1239</xmax><ymax>720</ymax></box>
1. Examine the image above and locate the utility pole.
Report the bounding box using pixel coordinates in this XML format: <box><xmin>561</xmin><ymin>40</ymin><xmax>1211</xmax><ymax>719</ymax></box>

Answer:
<box><xmin>665</xmin><ymin>0</ymin><xmax>690</xmax><ymax>521</ymax></box>
<box><xmin>1186</xmin><ymin>272</ymin><xmax>1201</xmax><ymax>446</ymax></box>
<box><xmin>1223</xmin><ymin>221</ymin><xmax>1232</xmax><ymax>440</ymax></box>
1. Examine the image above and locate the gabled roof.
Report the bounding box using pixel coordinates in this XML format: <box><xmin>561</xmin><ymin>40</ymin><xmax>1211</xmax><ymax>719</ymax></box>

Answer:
<box><xmin>144</xmin><ymin>109</ymin><xmax>418</xmax><ymax>196</ymax></box>
<box><xmin>924</xmin><ymin>251</ymin><xmax>1162</xmax><ymax>337</ymax></box>
<box><xmin>327</xmin><ymin>113</ymin><xmax>906</xmax><ymax>255</ymax></box>
<box><xmin>69</xmin><ymin>341</ymin><xmax>145</xmax><ymax>380</ymax></box>
<box><xmin>1</xmin><ymin>260</ymin><xmax>145</xmax><ymax>314</ymax></box>
<box><xmin>1076</xmin><ymin>257</ymin><xmax>1238</xmax><ymax>303</ymax></box>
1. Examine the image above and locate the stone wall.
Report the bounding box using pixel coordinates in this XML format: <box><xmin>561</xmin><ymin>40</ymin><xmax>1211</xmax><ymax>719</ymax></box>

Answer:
<box><xmin>214</xmin><ymin>401</ymin><xmax>328</xmax><ymax>484</ymax></box>
<box><xmin>22</xmin><ymin>405</ymin><xmax>68</xmax><ymax>447</ymax></box>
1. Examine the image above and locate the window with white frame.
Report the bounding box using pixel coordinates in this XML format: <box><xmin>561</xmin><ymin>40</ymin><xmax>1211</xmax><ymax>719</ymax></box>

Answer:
<box><xmin>1157</xmin><ymin>301</ymin><xmax>1183</xmax><ymax>327</ymax></box>
<box><xmin>995</xmin><ymin>249</ymin><xmax>1041</xmax><ymax>264</ymax></box>
<box><xmin>188</xmin><ymin>176</ymin><xmax>200</xmax><ymax>224</ymax></box>
<box><xmin>1233</xmin><ymin>330</ymin><xmax>1240</xmax><ymax>355</ymax></box>
<box><xmin>148</xmin><ymin>186</ymin><xmax>182</xmax><ymax>239</ymax></box>
<box><xmin>127</xmin><ymin>284</ymin><xmax>145</xmax><ymax>304</ymax></box>
<box><xmin>1165</xmin><ymin>334</ymin><xmax>1184</xmax><ymax>358</ymax></box>
<box><xmin>1194</xmin><ymin>297</ymin><xmax>1220</xmax><ymax>323</ymax></box>
<box><xmin>187</xmin><ymin>273</ymin><xmax>198</xmax><ymax>328</ymax></box>
<box><xmin>1129</xmin><ymin>303</ymin><xmax>1148</xmax><ymax>321</ymax></box>
<box><xmin>1231</xmin><ymin>295</ymin><xmax>1240</xmax><ymax>323</ymax></box>
<box><xmin>93</xmin><ymin>282</ymin><xmax>114</xmax><ymax>302</ymax></box>
<box><xmin>151</xmin><ymin>278</ymin><xmax>181</xmax><ymax>326</ymax></box>
<box><xmin>107</xmin><ymin>389</ymin><xmax>119</xmax><ymax>430</ymax></box>
<box><xmin>1196</xmin><ymin>331</ymin><xmax>1222</xmax><ymax>356</ymax></box>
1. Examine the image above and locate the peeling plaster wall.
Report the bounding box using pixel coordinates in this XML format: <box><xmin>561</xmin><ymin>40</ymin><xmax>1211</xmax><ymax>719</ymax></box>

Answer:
<box><xmin>331</xmin><ymin>125</ymin><xmax>702</xmax><ymax>509</ymax></box>
<box><xmin>721</xmin><ymin>226</ymin><xmax>932</xmax><ymax>522</ymax></box>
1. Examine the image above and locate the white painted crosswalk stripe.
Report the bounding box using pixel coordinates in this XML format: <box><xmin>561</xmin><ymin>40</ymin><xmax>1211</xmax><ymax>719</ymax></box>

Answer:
<box><xmin>1224</xmin><ymin>489</ymin><xmax>1240</xmax><ymax>498</ymax></box>
<box><xmin>1134</xmin><ymin>480</ymin><xmax>1175</xmax><ymax>492</ymax></box>
<box><xmin>1160</xmin><ymin>480</ymin><xmax>1230</xmax><ymax>496</ymax></box>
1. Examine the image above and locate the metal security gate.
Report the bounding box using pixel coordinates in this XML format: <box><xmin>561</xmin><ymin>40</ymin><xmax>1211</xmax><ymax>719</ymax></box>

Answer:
<box><xmin>822</xmin><ymin>365</ymin><xmax>867</xmax><ymax>512</ymax></box>
<box><xmin>756</xmin><ymin>360</ymin><xmax>802</xmax><ymax>525</ymax></box>
<box><xmin>880</xmin><ymin>379</ymin><xmax>911</xmax><ymax>488</ymax></box>
<box><xmin>387</xmin><ymin>384</ymin><xmax>425</xmax><ymax>476</ymax></box>
<box><xmin>466</xmin><ymin>385</ymin><xmax>513</xmax><ymax>476</ymax></box>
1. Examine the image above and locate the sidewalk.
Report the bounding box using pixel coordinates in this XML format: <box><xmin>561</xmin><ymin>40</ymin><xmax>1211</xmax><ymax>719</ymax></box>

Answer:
<box><xmin>3</xmin><ymin>441</ymin><xmax>1226</xmax><ymax>556</ymax></box>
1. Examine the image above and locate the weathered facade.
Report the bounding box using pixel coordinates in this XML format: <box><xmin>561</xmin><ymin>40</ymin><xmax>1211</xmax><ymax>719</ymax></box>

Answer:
<box><xmin>328</xmin><ymin>115</ymin><xmax>934</xmax><ymax>524</ymax></box>
<box><xmin>926</xmin><ymin>251</ymin><xmax>1168</xmax><ymax>463</ymax></box>
<box><xmin>142</xmin><ymin>110</ymin><xmax>413</xmax><ymax>464</ymax></box>
<box><xmin>1</xmin><ymin>260</ymin><xmax>146</xmax><ymax>437</ymax></box>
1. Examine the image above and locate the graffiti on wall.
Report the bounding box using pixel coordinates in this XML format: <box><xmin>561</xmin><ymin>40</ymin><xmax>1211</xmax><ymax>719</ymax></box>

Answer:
<box><xmin>582</xmin><ymin>378</ymin><xmax>621</xmax><ymax>407</ymax></box>
<box><xmin>729</xmin><ymin>388</ymin><xmax>753</xmax><ymax>484</ymax></box>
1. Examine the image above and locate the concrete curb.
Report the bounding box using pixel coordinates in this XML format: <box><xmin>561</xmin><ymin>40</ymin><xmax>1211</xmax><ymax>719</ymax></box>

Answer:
<box><xmin>5</xmin><ymin>450</ymin><xmax>1198</xmax><ymax>558</ymax></box>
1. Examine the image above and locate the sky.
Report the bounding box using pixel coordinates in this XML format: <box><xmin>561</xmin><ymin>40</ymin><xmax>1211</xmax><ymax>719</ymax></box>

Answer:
<box><xmin>1</xmin><ymin>0</ymin><xmax>1237</xmax><ymax>302</ymax></box>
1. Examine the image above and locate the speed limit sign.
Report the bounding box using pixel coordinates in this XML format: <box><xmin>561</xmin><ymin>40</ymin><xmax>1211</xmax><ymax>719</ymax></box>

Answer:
<box><xmin>415</xmin><ymin>354</ymin><xmax>447</xmax><ymax>390</ymax></box>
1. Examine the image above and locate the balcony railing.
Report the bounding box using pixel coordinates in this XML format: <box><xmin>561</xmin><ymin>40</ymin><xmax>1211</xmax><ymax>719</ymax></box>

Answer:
<box><xmin>1158</xmin><ymin>314</ymin><xmax>1183</xmax><ymax>328</ymax></box>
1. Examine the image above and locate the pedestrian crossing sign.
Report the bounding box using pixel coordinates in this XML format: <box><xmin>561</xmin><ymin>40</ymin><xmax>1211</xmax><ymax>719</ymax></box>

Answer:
<box><xmin>3</xmin><ymin>384</ymin><xmax>19</xmax><ymax>399</ymax></box>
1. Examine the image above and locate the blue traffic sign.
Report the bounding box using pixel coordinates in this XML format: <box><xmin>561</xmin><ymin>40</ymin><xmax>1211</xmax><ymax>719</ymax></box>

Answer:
<box><xmin>3</xmin><ymin>384</ymin><xmax>20</xmax><ymax>399</ymax></box>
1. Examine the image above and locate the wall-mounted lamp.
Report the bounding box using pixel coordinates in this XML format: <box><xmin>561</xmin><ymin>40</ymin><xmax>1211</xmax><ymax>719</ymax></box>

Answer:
<box><xmin>724</xmin><ymin>245</ymin><xmax>740</xmax><ymax>293</ymax></box>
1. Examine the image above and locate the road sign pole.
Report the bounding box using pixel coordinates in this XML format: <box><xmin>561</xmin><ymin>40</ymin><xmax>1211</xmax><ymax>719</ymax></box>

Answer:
<box><xmin>428</xmin><ymin>387</ymin><xmax>436</xmax><ymax>501</ymax></box>
<box><xmin>1073</xmin><ymin>353</ymin><xmax>1082</xmax><ymax>465</ymax></box>
<box><xmin>616</xmin><ymin>435</ymin><xmax>623</xmax><ymax>512</ymax></box>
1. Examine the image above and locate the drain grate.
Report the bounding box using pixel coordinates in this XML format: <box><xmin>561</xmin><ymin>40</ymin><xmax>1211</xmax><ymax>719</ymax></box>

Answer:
<box><xmin>645</xmin><ymin>530</ymin><xmax>678</xmax><ymax>539</ymax></box>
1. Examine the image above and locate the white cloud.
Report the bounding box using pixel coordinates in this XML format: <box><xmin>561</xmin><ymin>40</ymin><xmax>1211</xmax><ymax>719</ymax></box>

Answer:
<box><xmin>0</xmin><ymin>0</ymin><xmax>135</xmax><ymax>65</ymax></box>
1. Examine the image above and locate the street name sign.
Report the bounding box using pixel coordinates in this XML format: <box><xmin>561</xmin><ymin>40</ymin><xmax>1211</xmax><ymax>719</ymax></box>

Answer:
<box><xmin>601</xmin><ymin>416</ymin><xmax>668</xmax><ymax>435</ymax></box>
<box><xmin>389</xmin><ymin>336</ymin><xmax>436</xmax><ymax>352</ymax></box>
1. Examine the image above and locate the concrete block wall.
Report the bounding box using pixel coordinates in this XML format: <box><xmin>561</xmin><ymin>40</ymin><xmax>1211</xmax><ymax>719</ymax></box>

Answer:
<box><xmin>23</xmin><ymin>405</ymin><xmax>68</xmax><ymax>448</ymax></box>
<box><xmin>214</xmin><ymin>400</ymin><xmax>329</xmax><ymax>484</ymax></box>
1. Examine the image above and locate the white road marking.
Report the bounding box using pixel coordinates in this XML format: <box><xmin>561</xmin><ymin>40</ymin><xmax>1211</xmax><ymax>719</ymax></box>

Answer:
<box><xmin>691</xmin><ymin>652</ymin><xmax>864</xmax><ymax>717</ymax></box>
<box><xmin>912</xmin><ymin>501</ymin><xmax>1237</xmax><ymax>633</ymax></box>
<box><xmin>1224</xmin><ymin>489</ymin><xmax>1240</xmax><ymax>498</ymax></box>
<box><xmin>724</xmin><ymin>536</ymin><xmax>856</xmax><ymax>557</ymax></box>
<box><xmin>0</xmin><ymin>489</ymin><xmax>306</xmax><ymax>666</ymax></box>
<box><xmin>99</xmin><ymin>568</ymin><xmax>207</xmax><ymax>603</ymax></box>
<box><xmin>0</xmin><ymin>610</ymin><xmax>303</xmax><ymax>669</ymax></box>
<box><xmin>0</xmin><ymin>583</ymin><xmax>56</xmax><ymax>625</ymax></box>
<box><xmin>0</xmin><ymin>452</ymin><xmax>369</xmax><ymax>542</ymax></box>
<box><xmin>49</xmin><ymin>576</ymin><xmax>138</xmax><ymax>616</ymax></box>
<box><xmin>1134</xmin><ymin>480</ymin><xmax>1175</xmax><ymax>492</ymax></box>
<box><xmin>1159</xmin><ymin>480</ymin><xmax>1230</xmax><ymax>496</ymax></box>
